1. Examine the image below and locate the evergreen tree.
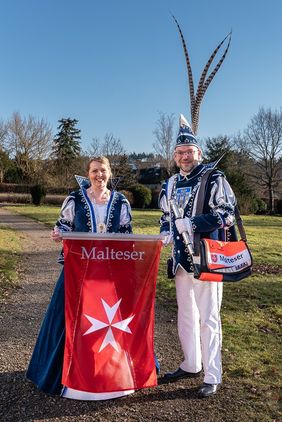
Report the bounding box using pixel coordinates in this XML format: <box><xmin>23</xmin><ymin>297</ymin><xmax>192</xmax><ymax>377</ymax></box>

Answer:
<box><xmin>204</xmin><ymin>136</ymin><xmax>233</xmax><ymax>173</ymax></box>
<box><xmin>52</xmin><ymin>118</ymin><xmax>81</xmax><ymax>183</ymax></box>
<box><xmin>204</xmin><ymin>135</ymin><xmax>263</xmax><ymax>214</ymax></box>
<box><xmin>129</xmin><ymin>152</ymin><xmax>155</xmax><ymax>160</ymax></box>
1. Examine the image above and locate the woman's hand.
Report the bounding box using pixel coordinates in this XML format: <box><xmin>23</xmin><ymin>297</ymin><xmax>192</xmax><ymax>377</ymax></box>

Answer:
<box><xmin>161</xmin><ymin>232</ymin><xmax>173</xmax><ymax>246</ymax></box>
<box><xmin>51</xmin><ymin>227</ymin><xmax>63</xmax><ymax>242</ymax></box>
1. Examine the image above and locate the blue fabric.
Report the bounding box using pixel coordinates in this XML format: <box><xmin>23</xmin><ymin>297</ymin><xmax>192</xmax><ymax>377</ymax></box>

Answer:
<box><xmin>154</xmin><ymin>354</ymin><xmax>160</xmax><ymax>375</ymax></box>
<box><xmin>176</xmin><ymin>126</ymin><xmax>198</xmax><ymax>147</ymax></box>
<box><xmin>26</xmin><ymin>269</ymin><xmax>65</xmax><ymax>395</ymax></box>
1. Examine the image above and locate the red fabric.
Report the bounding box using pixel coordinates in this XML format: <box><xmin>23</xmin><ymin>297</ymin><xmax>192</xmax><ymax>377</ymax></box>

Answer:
<box><xmin>198</xmin><ymin>272</ymin><xmax>223</xmax><ymax>282</ymax></box>
<box><xmin>62</xmin><ymin>238</ymin><xmax>162</xmax><ymax>393</ymax></box>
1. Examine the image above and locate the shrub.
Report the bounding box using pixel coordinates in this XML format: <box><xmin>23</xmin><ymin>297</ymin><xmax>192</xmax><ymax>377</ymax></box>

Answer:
<box><xmin>30</xmin><ymin>184</ymin><xmax>46</xmax><ymax>206</ymax></box>
<box><xmin>43</xmin><ymin>195</ymin><xmax>66</xmax><ymax>205</ymax></box>
<box><xmin>0</xmin><ymin>193</ymin><xmax>31</xmax><ymax>204</ymax></box>
<box><xmin>129</xmin><ymin>184</ymin><xmax>152</xmax><ymax>209</ymax></box>
<box><xmin>150</xmin><ymin>188</ymin><xmax>161</xmax><ymax>209</ymax></box>
<box><xmin>0</xmin><ymin>183</ymin><xmax>30</xmax><ymax>193</ymax></box>
<box><xmin>237</xmin><ymin>195</ymin><xmax>267</xmax><ymax>215</ymax></box>
<box><xmin>275</xmin><ymin>199</ymin><xmax>282</xmax><ymax>215</ymax></box>
<box><xmin>119</xmin><ymin>190</ymin><xmax>134</xmax><ymax>206</ymax></box>
<box><xmin>253</xmin><ymin>198</ymin><xmax>268</xmax><ymax>215</ymax></box>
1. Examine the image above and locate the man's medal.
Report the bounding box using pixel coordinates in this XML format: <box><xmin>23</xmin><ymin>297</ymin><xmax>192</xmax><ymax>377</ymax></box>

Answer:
<box><xmin>175</xmin><ymin>187</ymin><xmax>191</xmax><ymax>217</ymax></box>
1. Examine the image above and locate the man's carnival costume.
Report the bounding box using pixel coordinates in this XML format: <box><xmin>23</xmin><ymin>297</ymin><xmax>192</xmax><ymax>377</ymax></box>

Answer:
<box><xmin>159</xmin><ymin>117</ymin><xmax>236</xmax><ymax>277</ymax></box>
<box><xmin>159</xmin><ymin>116</ymin><xmax>236</xmax><ymax>388</ymax></box>
<box><xmin>26</xmin><ymin>176</ymin><xmax>133</xmax><ymax>399</ymax></box>
<box><xmin>159</xmin><ymin>17</ymin><xmax>234</xmax><ymax>398</ymax></box>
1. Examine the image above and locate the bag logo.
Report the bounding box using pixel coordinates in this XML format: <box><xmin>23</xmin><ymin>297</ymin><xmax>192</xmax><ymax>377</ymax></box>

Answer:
<box><xmin>211</xmin><ymin>254</ymin><xmax>218</xmax><ymax>263</ymax></box>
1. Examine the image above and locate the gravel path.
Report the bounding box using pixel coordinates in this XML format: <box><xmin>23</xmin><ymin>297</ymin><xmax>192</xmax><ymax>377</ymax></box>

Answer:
<box><xmin>0</xmin><ymin>207</ymin><xmax>258</xmax><ymax>422</ymax></box>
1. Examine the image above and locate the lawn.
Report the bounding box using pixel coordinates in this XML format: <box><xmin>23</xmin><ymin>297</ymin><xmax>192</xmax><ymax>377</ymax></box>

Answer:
<box><xmin>3</xmin><ymin>205</ymin><xmax>282</xmax><ymax>419</ymax></box>
<box><xmin>0</xmin><ymin>225</ymin><xmax>23</xmax><ymax>297</ymax></box>
<box><xmin>6</xmin><ymin>205</ymin><xmax>282</xmax><ymax>265</ymax></box>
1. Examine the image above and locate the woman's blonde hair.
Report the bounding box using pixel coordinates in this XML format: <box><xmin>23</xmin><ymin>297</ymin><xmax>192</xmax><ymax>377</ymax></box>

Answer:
<box><xmin>86</xmin><ymin>156</ymin><xmax>112</xmax><ymax>178</ymax></box>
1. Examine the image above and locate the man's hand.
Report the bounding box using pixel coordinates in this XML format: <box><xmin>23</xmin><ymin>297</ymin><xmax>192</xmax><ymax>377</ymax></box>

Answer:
<box><xmin>175</xmin><ymin>217</ymin><xmax>192</xmax><ymax>235</ymax></box>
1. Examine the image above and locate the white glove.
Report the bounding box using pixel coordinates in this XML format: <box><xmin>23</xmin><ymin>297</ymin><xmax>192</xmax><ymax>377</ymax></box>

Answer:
<box><xmin>51</xmin><ymin>226</ymin><xmax>63</xmax><ymax>242</ymax></box>
<box><xmin>162</xmin><ymin>233</ymin><xmax>173</xmax><ymax>246</ymax></box>
<box><xmin>175</xmin><ymin>217</ymin><xmax>192</xmax><ymax>236</ymax></box>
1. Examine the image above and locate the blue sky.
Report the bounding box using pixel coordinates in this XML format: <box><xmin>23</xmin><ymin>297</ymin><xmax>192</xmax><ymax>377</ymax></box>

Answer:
<box><xmin>0</xmin><ymin>0</ymin><xmax>281</xmax><ymax>153</ymax></box>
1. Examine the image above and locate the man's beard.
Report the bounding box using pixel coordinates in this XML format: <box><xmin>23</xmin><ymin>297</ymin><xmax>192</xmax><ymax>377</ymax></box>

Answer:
<box><xmin>179</xmin><ymin>160</ymin><xmax>199</xmax><ymax>174</ymax></box>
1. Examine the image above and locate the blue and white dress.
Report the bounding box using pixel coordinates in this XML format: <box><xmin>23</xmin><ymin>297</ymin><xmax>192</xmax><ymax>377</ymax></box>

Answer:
<box><xmin>26</xmin><ymin>177</ymin><xmax>133</xmax><ymax>399</ymax></box>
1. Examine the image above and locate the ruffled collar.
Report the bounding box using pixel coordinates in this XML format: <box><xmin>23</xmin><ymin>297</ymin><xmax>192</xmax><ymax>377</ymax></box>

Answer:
<box><xmin>75</xmin><ymin>175</ymin><xmax>91</xmax><ymax>190</ymax></box>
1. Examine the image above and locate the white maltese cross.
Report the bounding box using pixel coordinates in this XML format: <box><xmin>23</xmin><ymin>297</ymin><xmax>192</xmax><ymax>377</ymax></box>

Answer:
<box><xmin>83</xmin><ymin>298</ymin><xmax>135</xmax><ymax>352</ymax></box>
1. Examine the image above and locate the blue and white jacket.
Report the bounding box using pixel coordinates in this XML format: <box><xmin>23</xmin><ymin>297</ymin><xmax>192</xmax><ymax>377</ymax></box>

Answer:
<box><xmin>159</xmin><ymin>163</ymin><xmax>236</xmax><ymax>274</ymax></box>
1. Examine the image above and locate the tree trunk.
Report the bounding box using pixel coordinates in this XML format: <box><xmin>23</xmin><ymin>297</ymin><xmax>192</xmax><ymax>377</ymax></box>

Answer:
<box><xmin>268</xmin><ymin>184</ymin><xmax>275</xmax><ymax>214</ymax></box>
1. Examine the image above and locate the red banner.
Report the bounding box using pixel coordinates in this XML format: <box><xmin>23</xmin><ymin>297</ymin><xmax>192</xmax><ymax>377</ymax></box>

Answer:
<box><xmin>62</xmin><ymin>237</ymin><xmax>162</xmax><ymax>393</ymax></box>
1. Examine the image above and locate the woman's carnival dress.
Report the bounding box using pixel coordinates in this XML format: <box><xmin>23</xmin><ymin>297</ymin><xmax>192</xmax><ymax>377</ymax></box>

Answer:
<box><xmin>26</xmin><ymin>177</ymin><xmax>134</xmax><ymax>399</ymax></box>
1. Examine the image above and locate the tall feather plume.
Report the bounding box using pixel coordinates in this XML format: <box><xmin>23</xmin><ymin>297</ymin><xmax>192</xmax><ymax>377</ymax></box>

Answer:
<box><xmin>172</xmin><ymin>15</ymin><xmax>195</xmax><ymax>114</ymax></box>
<box><xmin>173</xmin><ymin>15</ymin><xmax>231</xmax><ymax>135</ymax></box>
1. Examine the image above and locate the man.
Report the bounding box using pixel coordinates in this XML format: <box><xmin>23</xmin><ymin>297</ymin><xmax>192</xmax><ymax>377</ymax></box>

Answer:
<box><xmin>159</xmin><ymin>114</ymin><xmax>236</xmax><ymax>398</ymax></box>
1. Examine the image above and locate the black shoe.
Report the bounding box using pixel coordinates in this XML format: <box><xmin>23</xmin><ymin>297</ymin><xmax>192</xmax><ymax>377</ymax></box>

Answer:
<box><xmin>197</xmin><ymin>383</ymin><xmax>219</xmax><ymax>398</ymax></box>
<box><xmin>164</xmin><ymin>367</ymin><xmax>202</xmax><ymax>381</ymax></box>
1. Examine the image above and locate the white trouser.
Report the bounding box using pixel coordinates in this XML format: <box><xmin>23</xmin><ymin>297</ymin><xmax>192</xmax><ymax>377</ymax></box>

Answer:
<box><xmin>175</xmin><ymin>267</ymin><xmax>223</xmax><ymax>384</ymax></box>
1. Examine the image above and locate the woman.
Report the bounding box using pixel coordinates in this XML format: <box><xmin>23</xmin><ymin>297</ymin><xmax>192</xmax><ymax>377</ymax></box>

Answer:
<box><xmin>26</xmin><ymin>156</ymin><xmax>133</xmax><ymax>400</ymax></box>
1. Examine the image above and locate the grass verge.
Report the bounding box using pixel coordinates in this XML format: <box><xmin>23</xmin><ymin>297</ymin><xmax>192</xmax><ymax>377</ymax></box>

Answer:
<box><xmin>0</xmin><ymin>226</ymin><xmax>23</xmax><ymax>298</ymax></box>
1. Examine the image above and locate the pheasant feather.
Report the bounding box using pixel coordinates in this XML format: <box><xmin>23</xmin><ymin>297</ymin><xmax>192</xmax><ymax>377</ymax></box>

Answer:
<box><xmin>173</xmin><ymin>16</ymin><xmax>231</xmax><ymax>135</ymax></box>
<box><xmin>172</xmin><ymin>15</ymin><xmax>195</xmax><ymax>114</ymax></box>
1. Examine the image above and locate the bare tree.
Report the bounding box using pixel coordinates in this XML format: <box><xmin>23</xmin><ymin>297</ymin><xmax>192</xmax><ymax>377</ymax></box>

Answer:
<box><xmin>6</xmin><ymin>112</ymin><xmax>53</xmax><ymax>182</ymax></box>
<box><xmin>153</xmin><ymin>112</ymin><xmax>175</xmax><ymax>175</ymax></box>
<box><xmin>0</xmin><ymin>120</ymin><xmax>8</xmax><ymax>182</ymax></box>
<box><xmin>87</xmin><ymin>133</ymin><xmax>125</xmax><ymax>158</ymax></box>
<box><xmin>87</xmin><ymin>137</ymin><xmax>101</xmax><ymax>157</ymax></box>
<box><xmin>0</xmin><ymin>119</ymin><xmax>7</xmax><ymax>147</ymax></box>
<box><xmin>243</xmin><ymin>107</ymin><xmax>282</xmax><ymax>213</ymax></box>
<box><xmin>101</xmin><ymin>133</ymin><xmax>126</xmax><ymax>157</ymax></box>
<box><xmin>86</xmin><ymin>133</ymin><xmax>133</xmax><ymax>188</ymax></box>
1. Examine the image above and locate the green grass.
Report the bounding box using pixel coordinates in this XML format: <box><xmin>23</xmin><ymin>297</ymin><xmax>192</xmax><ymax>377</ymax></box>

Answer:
<box><xmin>5</xmin><ymin>205</ymin><xmax>60</xmax><ymax>228</ymax></box>
<box><xmin>242</xmin><ymin>215</ymin><xmax>282</xmax><ymax>265</ymax></box>
<box><xmin>222</xmin><ymin>274</ymin><xmax>281</xmax><ymax>378</ymax></box>
<box><xmin>3</xmin><ymin>205</ymin><xmax>282</xmax><ymax>419</ymax></box>
<box><xmin>7</xmin><ymin>206</ymin><xmax>282</xmax><ymax>265</ymax></box>
<box><xmin>4</xmin><ymin>206</ymin><xmax>163</xmax><ymax>232</ymax></box>
<box><xmin>0</xmin><ymin>226</ymin><xmax>23</xmax><ymax>297</ymax></box>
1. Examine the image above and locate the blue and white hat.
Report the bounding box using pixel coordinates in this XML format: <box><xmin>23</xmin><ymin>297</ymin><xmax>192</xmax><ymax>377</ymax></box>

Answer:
<box><xmin>175</xmin><ymin>114</ymin><xmax>200</xmax><ymax>150</ymax></box>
